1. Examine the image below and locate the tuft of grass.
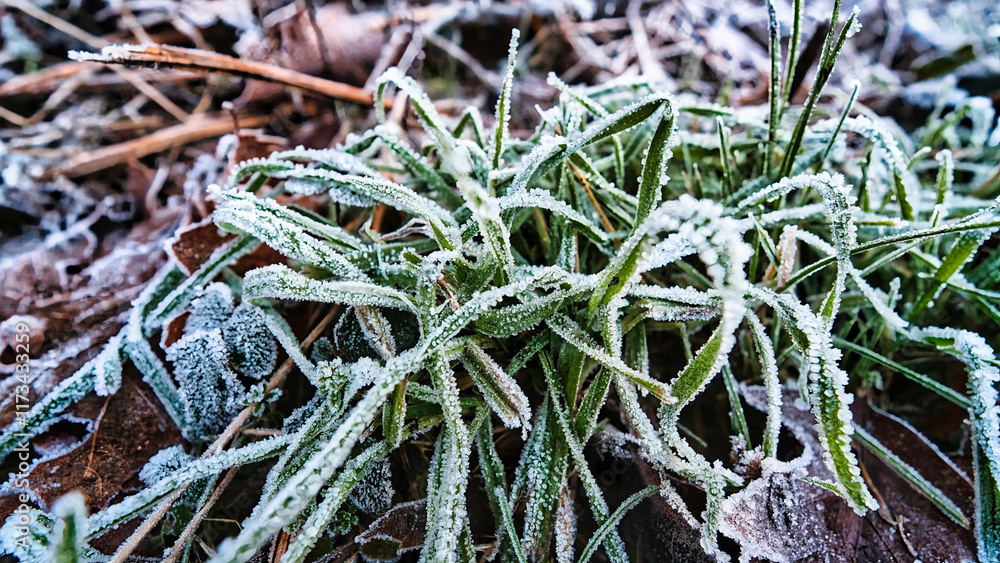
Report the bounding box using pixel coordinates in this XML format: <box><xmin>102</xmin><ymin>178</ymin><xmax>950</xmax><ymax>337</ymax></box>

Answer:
<box><xmin>3</xmin><ymin>3</ymin><xmax>1000</xmax><ymax>562</ymax></box>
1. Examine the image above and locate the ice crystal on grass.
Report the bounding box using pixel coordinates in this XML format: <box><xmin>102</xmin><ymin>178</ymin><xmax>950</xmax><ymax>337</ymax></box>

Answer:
<box><xmin>92</xmin><ymin>331</ymin><xmax>124</xmax><ymax>397</ymax></box>
<box><xmin>140</xmin><ymin>445</ymin><xmax>194</xmax><ymax>486</ymax></box>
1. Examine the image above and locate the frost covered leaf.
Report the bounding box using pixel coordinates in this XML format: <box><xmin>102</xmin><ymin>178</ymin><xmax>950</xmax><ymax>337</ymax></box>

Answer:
<box><xmin>508</xmin><ymin>93</ymin><xmax>675</xmax><ymax>197</ymax></box>
<box><xmin>539</xmin><ymin>353</ymin><xmax>631</xmax><ymax>562</ymax></box>
<box><xmin>146</xmin><ymin>236</ymin><xmax>259</xmax><ymax>331</ymax></box>
<box><xmin>375</xmin><ymin>68</ymin><xmax>452</xmax><ymax>153</ymax></box>
<box><xmin>749</xmin><ymin>287</ymin><xmax>876</xmax><ymax>515</ymax></box>
<box><xmin>475</xmin><ymin>282</ymin><xmax>589</xmax><ymax>339</ymax></box>
<box><xmin>476</xmin><ymin>417</ymin><xmax>527</xmax><ymax>563</ymax></box>
<box><xmin>167</xmin><ymin>328</ymin><xmax>245</xmax><ymax>440</ymax></box>
<box><xmin>210</xmin><ymin>349</ymin><xmax>421</xmax><ymax>563</ymax></box>
<box><xmin>261</xmin><ymin>167</ymin><xmax>460</xmax><ymax>251</ymax></box>
<box><xmin>911</xmin><ymin>227</ymin><xmax>1000</xmax><ymax>317</ymax></box>
<box><xmin>834</xmin><ymin>336</ymin><xmax>969</xmax><ymax>408</ymax></box>
<box><xmin>576</xmin><ymin>487</ymin><xmax>659</xmax><ymax>563</ymax></box>
<box><xmin>184</xmin><ymin>282</ymin><xmax>235</xmax><ymax>333</ymax></box>
<box><xmin>0</xmin><ymin>359</ymin><xmax>99</xmax><ymax>460</ymax></box>
<box><xmin>498</xmin><ymin>189</ymin><xmax>607</xmax><ymax>243</ymax></box>
<box><xmin>746</xmin><ymin>314</ymin><xmax>781</xmax><ymax>458</ymax></box>
<box><xmin>554</xmin><ymin>480</ymin><xmax>576</xmax><ymax>563</ymax></box>
<box><xmin>633</xmin><ymin>100</ymin><xmax>677</xmax><ymax>228</ymax></box>
<box><xmin>547</xmin><ymin>314</ymin><xmax>671</xmax><ymax>402</ymax></box>
<box><xmin>92</xmin><ymin>331</ymin><xmax>125</xmax><ymax>397</ymax></box>
<box><xmin>420</xmin><ymin>424</ymin><xmax>472</xmax><ymax>563</ymax></box>
<box><xmin>280</xmin><ymin>441</ymin><xmax>391</xmax><ymax>563</ymax></box>
<box><xmin>224</xmin><ymin>303</ymin><xmax>278</xmax><ymax>379</ymax></box>
<box><xmin>140</xmin><ymin>445</ymin><xmax>195</xmax><ymax>487</ymax></box>
<box><xmin>356</xmin><ymin>499</ymin><xmax>428</xmax><ymax>560</ymax></box>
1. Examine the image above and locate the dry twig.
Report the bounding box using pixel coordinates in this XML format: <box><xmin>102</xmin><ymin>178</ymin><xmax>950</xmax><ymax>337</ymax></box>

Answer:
<box><xmin>69</xmin><ymin>43</ymin><xmax>379</xmax><ymax>106</ymax></box>
<box><xmin>54</xmin><ymin>112</ymin><xmax>269</xmax><ymax>178</ymax></box>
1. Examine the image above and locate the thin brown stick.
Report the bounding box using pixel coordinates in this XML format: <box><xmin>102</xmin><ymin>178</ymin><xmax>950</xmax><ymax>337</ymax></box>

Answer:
<box><xmin>110</xmin><ymin>0</ymin><xmax>153</xmax><ymax>45</ymax></box>
<box><xmin>107</xmin><ymin>487</ymin><xmax>186</xmax><ymax>563</ymax></box>
<box><xmin>0</xmin><ymin>105</ymin><xmax>29</xmax><ymax>127</ymax></box>
<box><xmin>54</xmin><ymin>112</ymin><xmax>269</xmax><ymax>178</ymax></box>
<box><xmin>21</xmin><ymin>65</ymin><xmax>97</xmax><ymax>126</ymax></box>
<box><xmin>70</xmin><ymin>43</ymin><xmax>380</xmax><ymax>107</ymax></box>
<box><xmin>270</xmin><ymin>530</ymin><xmax>292</xmax><ymax>563</ymax></box>
<box><xmin>0</xmin><ymin>61</ymin><xmax>202</xmax><ymax>98</ymax></box>
<box><xmin>1</xmin><ymin>0</ymin><xmax>192</xmax><ymax>121</ymax></box>
<box><xmin>626</xmin><ymin>0</ymin><xmax>670</xmax><ymax>86</ymax></box>
<box><xmin>112</xmin><ymin>66</ymin><xmax>191</xmax><ymax>122</ymax></box>
<box><xmin>569</xmin><ymin>162</ymin><xmax>616</xmax><ymax>235</ymax></box>
<box><xmin>0</xmin><ymin>0</ymin><xmax>105</xmax><ymax>48</ymax></box>
<box><xmin>161</xmin><ymin>466</ymin><xmax>239</xmax><ymax>563</ymax></box>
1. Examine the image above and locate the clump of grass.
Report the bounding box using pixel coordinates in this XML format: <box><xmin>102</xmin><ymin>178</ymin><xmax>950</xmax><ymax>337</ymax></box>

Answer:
<box><xmin>3</xmin><ymin>2</ymin><xmax>1000</xmax><ymax>562</ymax></box>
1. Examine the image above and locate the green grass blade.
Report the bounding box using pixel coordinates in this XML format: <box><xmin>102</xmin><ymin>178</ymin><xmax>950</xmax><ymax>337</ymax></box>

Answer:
<box><xmin>746</xmin><ymin>314</ymin><xmax>781</xmax><ymax>458</ymax></box>
<box><xmin>974</xmin><ymin>440</ymin><xmax>1000</xmax><ymax>560</ymax></box>
<box><xmin>462</xmin><ymin>342</ymin><xmax>531</xmax><ymax>432</ymax></box>
<box><xmin>519</xmin><ymin>397</ymin><xmax>568</xmax><ymax>561</ymax></box>
<box><xmin>212</xmin><ymin>192</ymin><xmax>365</xmax><ymax>280</ymax></box>
<box><xmin>575</xmin><ymin>487</ymin><xmax>659</xmax><ymax>563</ymax></box>
<box><xmin>491</xmin><ymin>29</ymin><xmax>520</xmax><ymax>174</ymax></box>
<box><xmin>540</xmin><ymin>353</ymin><xmax>630</xmax><ymax>562</ymax></box>
<box><xmin>499</xmin><ymin>189</ymin><xmax>608</xmax><ymax>243</ymax></box>
<box><xmin>781</xmin><ymin>0</ymin><xmax>804</xmax><ymax>105</ymax></box>
<box><xmin>634</xmin><ymin>103</ymin><xmax>677</xmax><ymax>227</ymax></box>
<box><xmin>280</xmin><ymin>442</ymin><xmax>391</xmax><ymax>563</ymax></box>
<box><xmin>722</xmin><ymin>365</ymin><xmax>752</xmax><ymax>447</ymax></box>
<box><xmin>778</xmin><ymin>2</ymin><xmax>858</xmax><ymax>178</ymax></box>
<box><xmin>48</xmin><ymin>492</ymin><xmax>87</xmax><ymax>563</ymax></box>
<box><xmin>911</xmin><ymin>228</ymin><xmax>998</xmax><ymax>317</ymax></box>
<box><xmin>833</xmin><ymin>337</ymin><xmax>970</xmax><ymax>408</ymax></box>
<box><xmin>717</xmin><ymin>116</ymin><xmax>734</xmax><ymax>196</ymax></box>
<box><xmin>853</xmin><ymin>425</ymin><xmax>968</xmax><ymax>527</ymax></box>
<box><xmin>782</xmin><ymin>216</ymin><xmax>1000</xmax><ymax>290</ymax></box>
<box><xmin>476</xmin><ymin>283</ymin><xmax>588</xmax><ymax>339</ymax></box>
<box><xmin>547</xmin><ymin>314</ymin><xmax>671</xmax><ymax>402</ymax></box>
<box><xmin>818</xmin><ymin>81</ymin><xmax>859</xmax><ymax>170</ymax></box>
<box><xmin>765</xmin><ymin>0</ymin><xmax>781</xmax><ymax>175</ymax></box>
<box><xmin>476</xmin><ymin>417</ymin><xmax>529</xmax><ymax>563</ymax></box>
